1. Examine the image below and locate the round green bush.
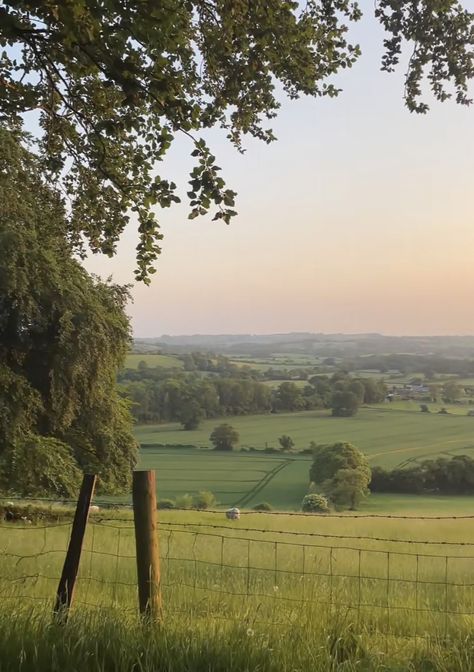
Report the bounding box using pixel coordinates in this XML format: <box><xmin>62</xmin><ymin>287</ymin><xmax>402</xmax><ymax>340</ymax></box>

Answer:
<box><xmin>253</xmin><ymin>502</ymin><xmax>273</xmax><ymax>511</ymax></box>
<box><xmin>301</xmin><ymin>493</ymin><xmax>329</xmax><ymax>513</ymax></box>
<box><xmin>193</xmin><ymin>490</ymin><xmax>216</xmax><ymax>510</ymax></box>
<box><xmin>157</xmin><ymin>498</ymin><xmax>176</xmax><ymax>509</ymax></box>
<box><xmin>175</xmin><ymin>494</ymin><xmax>194</xmax><ymax>509</ymax></box>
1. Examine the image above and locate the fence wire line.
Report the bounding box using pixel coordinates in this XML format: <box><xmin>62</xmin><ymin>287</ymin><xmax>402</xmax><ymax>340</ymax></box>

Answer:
<box><xmin>2</xmin><ymin>519</ymin><xmax>474</xmax><ymax>644</ymax></box>
<box><xmin>92</xmin><ymin>518</ymin><xmax>474</xmax><ymax>548</ymax></box>
<box><xmin>3</xmin><ymin>496</ymin><xmax>474</xmax><ymax>521</ymax></box>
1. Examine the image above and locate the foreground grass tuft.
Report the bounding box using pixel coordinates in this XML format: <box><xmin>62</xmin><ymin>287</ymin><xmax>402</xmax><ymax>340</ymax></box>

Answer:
<box><xmin>1</xmin><ymin>607</ymin><xmax>474</xmax><ymax>671</ymax></box>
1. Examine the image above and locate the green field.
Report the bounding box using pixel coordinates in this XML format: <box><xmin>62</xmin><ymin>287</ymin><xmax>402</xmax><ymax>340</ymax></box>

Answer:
<box><xmin>137</xmin><ymin>447</ymin><xmax>310</xmax><ymax>509</ymax></box>
<box><xmin>136</xmin><ymin>405</ymin><xmax>474</xmax><ymax>468</ymax></box>
<box><xmin>2</xmin><ymin>510</ymin><xmax>474</xmax><ymax>670</ymax></box>
<box><xmin>124</xmin><ymin>353</ymin><xmax>183</xmax><ymax>369</ymax></box>
<box><xmin>133</xmin><ymin>405</ymin><xmax>474</xmax><ymax>512</ymax></box>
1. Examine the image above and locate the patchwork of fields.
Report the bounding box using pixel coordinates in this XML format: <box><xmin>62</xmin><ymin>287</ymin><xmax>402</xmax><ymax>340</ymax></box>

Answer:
<box><xmin>137</xmin><ymin>447</ymin><xmax>310</xmax><ymax>509</ymax></box>
<box><xmin>132</xmin><ymin>404</ymin><xmax>474</xmax><ymax>512</ymax></box>
<box><xmin>136</xmin><ymin>406</ymin><xmax>474</xmax><ymax>468</ymax></box>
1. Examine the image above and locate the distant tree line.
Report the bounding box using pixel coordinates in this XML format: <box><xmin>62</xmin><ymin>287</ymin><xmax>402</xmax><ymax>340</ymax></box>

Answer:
<box><xmin>371</xmin><ymin>456</ymin><xmax>474</xmax><ymax>495</ymax></box>
<box><xmin>179</xmin><ymin>351</ymin><xmax>314</xmax><ymax>381</ymax></box>
<box><xmin>308</xmin><ymin>447</ymin><xmax>474</xmax><ymax>510</ymax></box>
<box><xmin>346</xmin><ymin>354</ymin><xmax>474</xmax><ymax>378</ymax></box>
<box><xmin>119</xmin><ymin>367</ymin><xmax>387</xmax><ymax>428</ymax></box>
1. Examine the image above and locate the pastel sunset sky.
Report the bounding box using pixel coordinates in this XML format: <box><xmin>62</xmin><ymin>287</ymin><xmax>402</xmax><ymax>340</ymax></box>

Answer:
<box><xmin>84</xmin><ymin>7</ymin><xmax>474</xmax><ymax>337</ymax></box>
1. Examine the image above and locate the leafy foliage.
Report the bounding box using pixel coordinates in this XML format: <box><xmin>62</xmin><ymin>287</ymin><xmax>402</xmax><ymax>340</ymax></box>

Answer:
<box><xmin>210</xmin><ymin>424</ymin><xmax>239</xmax><ymax>451</ymax></box>
<box><xmin>1</xmin><ymin>435</ymin><xmax>82</xmax><ymax>498</ymax></box>
<box><xmin>376</xmin><ymin>0</ymin><xmax>473</xmax><ymax>113</ymax></box>
<box><xmin>253</xmin><ymin>502</ymin><xmax>273</xmax><ymax>512</ymax></box>
<box><xmin>193</xmin><ymin>490</ymin><xmax>217</xmax><ymax>510</ymax></box>
<box><xmin>442</xmin><ymin>381</ymin><xmax>462</xmax><ymax>403</ymax></box>
<box><xmin>371</xmin><ymin>455</ymin><xmax>474</xmax><ymax>495</ymax></box>
<box><xmin>119</xmin><ymin>365</ymin><xmax>386</xmax><ymax>423</ymax></box>
<box><xmin>331</xmin><ymin>390</ymin><xmax>360</xmax><ymax>417</ymax></box>
<box><xmin>0</xmin><ymin>1</ymin><xmax>471</xmax><ymax>279</ymax></box>
<box><xmin>157</xmin><ymin>498</ymin><xmax>176</xmax><ymax>510</ymax></box>
<box><xmin>0</xmin><ymin>128</ymin><xmax>137</xmax><ymax>495</ymax></box>
<box><xmin>175</xmin><ymin>493</ymin><xmax>194</xmax><ymax>509</ymax></box>
<box><xmin>178</xmin><ymin>400</ymin><xmax>204</xmax><ymax>431</ymax></box>
<box><xmin>278</xmin><ymin>435</ymin><xmax>295</xmax><ymax>451</ymax></box>
<box><xmin>323</xmin><ymin>467</ymin><xmax>370</xmax><ymax>510</ymax></box>
<box><xmin>301</xmin><ymin>493</ymin><xmax>329</xmax><ymax>513</ymax></box>
<box><xmin>310</xmin><ymin>442</ymin><xmax>371</xmax><ymax>510</ymax></box>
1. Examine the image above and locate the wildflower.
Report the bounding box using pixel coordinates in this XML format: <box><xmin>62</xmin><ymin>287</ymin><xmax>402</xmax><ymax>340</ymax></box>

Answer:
<box><xmin>273</xmin><ymin>585</ymin><xmax>279</xmax><ymax>592</ymax></box>
<box><xmin>246</xmin><ymin>628</ymin><xmax>254</xmax><ymax>637</ymax></box>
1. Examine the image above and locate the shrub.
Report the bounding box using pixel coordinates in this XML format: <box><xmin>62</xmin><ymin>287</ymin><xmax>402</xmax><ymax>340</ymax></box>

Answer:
<box><xmin>157</xmin><ymin>498</ymin><xmax>176</xmax><ymax>509</ymax></box>
<box><xmin>175</xmin><ymin>494</ymin><xmax>194</xmax><ymax>509</ymax></box>
<box><xmin>302</xmin><ymin>493</ymin><xmax>329</xmax><ymax>513</ymax></box>
<box><xmin>210</xmin><ymin>424</ymin><xmax>239</xmax><ymax>451</ymax></box>
<box><xmin>467</xmin><ymin>410</ymin><xmax>474</xmax><ymax>417</ymax></box>
<box><xmin>253</xmin><ymin>502</ymin><xmax>273</xmax><ymax>511</ymax></box>
<box><xmin>420</xmin><ymin>404</ymin><xmax>430</xmax><ymax>413</ymax></box>
<box><xmin>278</xmin><ymin>435</ymin><xmax>294</xmax><ymax>451</ymax></box>
<box><xmin>438</xmin><ymin>407</ymin><xmax>449</xmax><ymax>414</ymax></box>
<box><xmin>193</xmin><ymin>490</ymin><xmax>216</xmax><ymax>510</ymax></box>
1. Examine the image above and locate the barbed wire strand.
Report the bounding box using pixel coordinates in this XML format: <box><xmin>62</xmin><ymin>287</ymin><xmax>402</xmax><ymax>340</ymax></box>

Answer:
<box><xmin>1</xmin><ymin>518</ymin><xmax>474</xmax><ymax>644</ymax></box>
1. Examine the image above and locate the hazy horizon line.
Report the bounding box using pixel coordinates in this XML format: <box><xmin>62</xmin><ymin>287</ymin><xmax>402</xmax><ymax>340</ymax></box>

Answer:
<box><xmin>134</xmin><ymin>331</ymin><xmax>474</xmax><ymax>339</ymax></box>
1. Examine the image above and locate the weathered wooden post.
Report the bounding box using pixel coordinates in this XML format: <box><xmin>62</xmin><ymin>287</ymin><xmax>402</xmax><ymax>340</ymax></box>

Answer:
<box><xmin>132</xmin><ymin>470</ymin><xmax>162</xmax><ymax>622</ymax></box>
<box><xmin>54</xmin><ymin>473</ymin><xmax>97</xmax><ymax>622</ymax></box>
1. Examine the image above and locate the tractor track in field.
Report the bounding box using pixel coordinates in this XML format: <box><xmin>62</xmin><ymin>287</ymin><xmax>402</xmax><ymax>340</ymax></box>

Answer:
<box><xmin>368</xmin><ymin>438</ymin><xmax>474</xmax><ymax>466</ymax></box>
<box><xmin>233</xmin><ymin>458</ymin><xmax>294</xmax><ymax>508</ymax></box>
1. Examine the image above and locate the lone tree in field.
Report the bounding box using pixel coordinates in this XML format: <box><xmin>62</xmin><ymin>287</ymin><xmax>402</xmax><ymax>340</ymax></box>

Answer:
<box><xmin>0</xmin><ymin>129</ymin><xmax>137</xmax><ymax>497</ymax></box>
<box><xmin>0</xmin><ymin>2</ymin><xmax>472</xmax><ymax>280</ymax></box>
<box><xmin>442</xmin><ymin>381</ymin><xmax>462</xmax><ymax>404</ymax></box>
<box><xmin>178</xmin><ymin>400</ymin><xmax>204</xmax><ymax>431</ymax></box>
<box><xmin>210</xmin><ymin>424</ymin><xmax>239</xmax><ymax>452</ymax></box>
<box><xmin>278</xmin><ymin>435</ymin><xmax>295</xmax><ymax>452</ymax></box>
<box><xmin>331</xmin><ymin>390</ymin><xmax>360</xmax><ymax>417</ymax></box>
<box><xmin>310</xmin><ymin>442</ymin><xmax>371</xmax><ymax>510</ymax></box>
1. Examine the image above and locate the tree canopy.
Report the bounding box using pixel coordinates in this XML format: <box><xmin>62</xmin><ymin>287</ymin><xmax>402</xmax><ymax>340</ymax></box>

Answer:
<box><xmin>309</xmin><ymin>442</ymin><xmax>371</xmax><ymax>510</ymax></box>
<box><xmin>1</xmin><ymin>1</ymin><xmax>472</xmax><ymax>280</ymax></box>
<box><xmin>210</xmin><ymin>423</ymin><xmax>239</xmax><ymax>451</ymax></box>
<box><xmin>0</xmin><ymin>128</ymin><xmax>137</xmax><ymax>496</ymax></box>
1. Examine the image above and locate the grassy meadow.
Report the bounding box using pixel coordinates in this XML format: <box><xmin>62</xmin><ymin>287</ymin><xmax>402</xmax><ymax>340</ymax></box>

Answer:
<box><xmin>2</xmin><ymin>510</ymin><xmax>474</xmax><ymax>671</ymax></box>
<box><xmin>136</xmin><ymin>447</ymin><xmax>309</xmax><ymax>509</ymax></box>
<box><xmin>136</xmin><ymin>406</ymin><xmax>474</xmax><ymax>469</ymax></box>
<box><xmin>132</xmin><ymin>404</ymin><xmax>474</xmax><ymax>513</ymax></box>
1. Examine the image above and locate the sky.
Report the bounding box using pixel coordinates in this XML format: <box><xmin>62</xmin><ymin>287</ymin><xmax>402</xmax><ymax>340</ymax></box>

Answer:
<box><xmin>84</xmin><ymin>8</ymin><xmax>474</xmax><ymax>338</ymax></box>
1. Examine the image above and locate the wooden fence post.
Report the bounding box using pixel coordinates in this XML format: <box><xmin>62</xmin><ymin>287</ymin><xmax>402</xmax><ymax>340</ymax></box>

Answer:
<box><xmin>132</xmin><ymin>470</ymin><xmax>162</xmax><ymax>622</ymax></box>
<box><xmin>54</xmin><ymin>473</ymin><xmax>97</xmax><ymax>622</ymax></box>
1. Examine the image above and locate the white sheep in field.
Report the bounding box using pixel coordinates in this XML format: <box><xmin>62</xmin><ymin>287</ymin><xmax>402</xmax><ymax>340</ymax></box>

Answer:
<box><xmin>90</xmin><ymin>505</ymin><xmax>100</xmax><ymax>513</ymax></box>
<box><xmin>226</xmin><ymin>507</ymin><xmax>240</xmax><ymax>520</ymax></box>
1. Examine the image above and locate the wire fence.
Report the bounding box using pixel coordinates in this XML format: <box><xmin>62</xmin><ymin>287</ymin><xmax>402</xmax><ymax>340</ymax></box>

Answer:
<box><xmin>2</xmin><ymin>513</ymin><xmax>474</xmax><ymax>644</ymax></box>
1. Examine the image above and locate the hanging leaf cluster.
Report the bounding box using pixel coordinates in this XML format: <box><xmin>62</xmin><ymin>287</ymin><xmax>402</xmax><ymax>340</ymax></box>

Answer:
<box><xmin>0</xmin><ymin>1</ymin><xmax>472</xmax><ymax>280</ymax></box>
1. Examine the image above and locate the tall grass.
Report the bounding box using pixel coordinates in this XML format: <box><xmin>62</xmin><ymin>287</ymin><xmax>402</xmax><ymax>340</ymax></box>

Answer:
<box><xmin>2</xmin><ymin>511</ymin><xmax>474</xmax><ymax>670</ymax></box>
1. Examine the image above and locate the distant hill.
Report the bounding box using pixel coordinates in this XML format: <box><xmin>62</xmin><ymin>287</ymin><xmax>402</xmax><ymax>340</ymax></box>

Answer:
<box><xmin>133</xmin><ymin>333</ymin><xmax>474</xmax><ymax>358</ymax></box>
